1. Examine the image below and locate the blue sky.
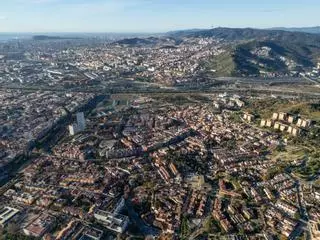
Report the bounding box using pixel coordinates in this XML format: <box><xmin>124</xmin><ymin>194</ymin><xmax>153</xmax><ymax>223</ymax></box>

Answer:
<box><xmin>0</xmin><ymin>0</ymin><xmax>319</xmax><ymax>32</ymax></box>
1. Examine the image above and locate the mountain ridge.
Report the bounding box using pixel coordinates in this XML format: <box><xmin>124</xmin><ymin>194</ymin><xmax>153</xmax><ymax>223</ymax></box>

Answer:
<box><xmin>167</xmin><ymin>27</ymin><xmax>320</xmax><ymax>42</ymax></box>
<box><xmin>112</xmin><ymin>27</ymin><xmax>320</xmax><ymax>77</ymax></box>
<box><xmin>167</xmin><ymin>27</ymin><xmax>320</xmax><ymax>77</ymax></box>
<box><xmin>267</xmin><ymin>26</ymin><xmax>320</xmax><ymax>34</ymax></box>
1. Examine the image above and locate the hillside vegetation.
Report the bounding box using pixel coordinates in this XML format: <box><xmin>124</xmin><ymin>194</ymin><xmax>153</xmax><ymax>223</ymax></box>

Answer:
<box><xmin>171</xmin><ymin>27</ymin><xmax>320</xmax><ymax>77</ymax></box>
<box><xmin>202</xmin><ymin>50</ymin><xmax>236</xmax><ymax>77</ymax></box>
<box><xmin>244</xmin><ymin>98</ymin><xmax>320</xmax><ymax>121</ymax></box>
<box><xmin>169</xmin><ymin>27</ymin><xmax>320</xmax><ymax>43</ymax></box>
<box><xmin>204</xmin><ymin>39</ymin><xmax>320</xmax><ymax>76</ymax></box>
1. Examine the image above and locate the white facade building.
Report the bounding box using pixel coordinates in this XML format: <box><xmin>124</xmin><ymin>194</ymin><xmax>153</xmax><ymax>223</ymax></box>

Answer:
<box><xmin>68</xmin><ymin>123</ymin><xmax>78</xmax><ymax>136</ymax></box>
<box><xmin>94</xmin><ymin>210</ymin><xmax>129</xmax><ymax>234</ymax></box>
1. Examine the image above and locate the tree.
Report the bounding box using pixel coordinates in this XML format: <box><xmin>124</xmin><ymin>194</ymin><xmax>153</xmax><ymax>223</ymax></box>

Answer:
<box><xmin>6</xmin><ymin>223</ymin><xmax>19</xmax><ymax>235</ymax></box>
<box><xmin>294</xmin><ymin>212</ymin><xmax>301</xmax><ymax>220</ymax></box>
<box><xmin>0</xmin><ymin>228</ymin><xmax>5</xmax><ymax>240</ymax></box>
<box><xmin>180</xmin><ymin>216</ymin><xmax>190</xmax><ymax>239</ymax></box>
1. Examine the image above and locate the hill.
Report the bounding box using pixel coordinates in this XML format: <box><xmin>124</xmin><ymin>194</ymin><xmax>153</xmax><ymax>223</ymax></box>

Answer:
<box><xmin>32</xmin><ymin>35</ymin><xmax>81</xmax><ymax>40</ymax></box>
<box><xmin>185</xmin><ymin>28</ymin><xmax>320</xmax><ymax>76</ymax></box>
<box><xmin>268</xmin><ymin>26</ymin><xmax>320</xmax><ymax>34</ymax></box>
<box><xmin>113</xmin><ymin>27</ymin><xmax>320</xmax><ymax>77</ymax></box>
<box><xmin>168</xmin><ymin>27</ymin><xmax>320</xmax><ymax>43</ymax></box>
<box><xmin>114</xmin><ymin>37</ymin><xmax>177</xmax><ymax>46</ymax></box>
<box><xmin>204</xmin><ymin>38</ymin><xmax>320</xmax><ymax>77</ymax></box>
<box><xmin>202</xmin><ymin>50</ymin><xmax>236</xmax><ymax>76</ymax></box>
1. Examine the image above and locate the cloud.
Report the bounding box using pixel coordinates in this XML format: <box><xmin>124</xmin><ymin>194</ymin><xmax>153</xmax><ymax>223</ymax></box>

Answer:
<box><xmin>0</xmin><ymin>16</ymin><xmax>8</xmax><ymax>20</ymax></box>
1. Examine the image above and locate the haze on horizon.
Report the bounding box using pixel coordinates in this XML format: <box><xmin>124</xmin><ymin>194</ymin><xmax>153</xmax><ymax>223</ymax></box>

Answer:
<box><xmin>0</xmin><ymin>0</ymin><xmax>319</xmax><ymax>33</ymax></box>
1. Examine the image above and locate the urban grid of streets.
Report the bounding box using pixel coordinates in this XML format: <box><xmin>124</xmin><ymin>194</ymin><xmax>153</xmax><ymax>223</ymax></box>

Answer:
<box><xmin>0</xmin><ymin>35</ymin><xmax>320</xmax><ymax>240</ymax></box>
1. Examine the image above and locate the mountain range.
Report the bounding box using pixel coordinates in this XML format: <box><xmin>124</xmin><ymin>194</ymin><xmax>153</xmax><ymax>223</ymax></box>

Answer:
<box><xmin>167</xmin><ymin>27</ymin><xmax>320</xmax><ymax>42</ymax></box>
<box><xmin>268</xmin><ymin>26</ymin><xmax>320</xmax><ymax>34</ymax></box>
<box><xmin>168</xmin><ymin>26</ymin><xmax>320</xmax><ymax>36</ymax></box>
<box><xmin>169</xmin><ymin>27</ymin><xmax>320</xmax><ymax>76</ymax></box>
<box><xmin>114</xmin><ymin>27</ymin><xmax>320</xmax><ymax>77</ymax></box>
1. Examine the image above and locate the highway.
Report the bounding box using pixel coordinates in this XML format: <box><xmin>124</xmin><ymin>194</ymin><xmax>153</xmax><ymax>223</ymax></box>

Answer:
<box><xmin>302</xmin><ymin>75</ymin><xmax>320</xmax><ymax>85</ymax></box>
<box><xmin>1</xmin><ymin>84</ymin><xmax>320</xmax><ymax>99</ymax></box>
<box><xmin>0</xmin><ymin>175</ymin><xmax>22</xmax><ymax>196</ymax></box>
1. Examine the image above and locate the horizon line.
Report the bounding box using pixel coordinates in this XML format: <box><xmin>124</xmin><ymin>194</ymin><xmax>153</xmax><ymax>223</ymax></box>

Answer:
<box><xmin>0</xmin><ymin>25</ymin><xmax>319</xmax><ymax>35</ymax></box>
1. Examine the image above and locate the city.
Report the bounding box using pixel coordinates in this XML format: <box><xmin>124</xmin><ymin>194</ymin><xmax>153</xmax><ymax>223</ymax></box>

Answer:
<box><xmin>0</xmin><ymin>1</ymin><xmax>320</xmax><ymax>240</ymax></box>
<box><xmin>1</xmin><ymin>88</ymin><xmax>319</xmax><ymax>239</ymax></box>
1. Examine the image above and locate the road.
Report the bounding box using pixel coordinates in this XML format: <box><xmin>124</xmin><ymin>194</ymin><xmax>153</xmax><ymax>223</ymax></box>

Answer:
<box><xmin>1</xmin><ymin>84</ymin><xmax>320</xmax><ymax>98</ymax></box>
<box><xmin>125</xmin><ymin>198</ymin><xmax>160</xmax><ymax>236</ymax></box>
<box><xmin>0</xmin><ymin>175</ymin><xmax>21</xmax><ymax>196</ymax></box>
<box><xmin>295</xmin><ymin>182</ymin><xmax>312</xmax><ymax>240</ymax></box>
<box><xmin>302</xmin><ymin>75</ymin><xmax>320</xmax><ymax>85</ymax></box>
<box><xmin>287</xmin><ymin>173</ymin><xmax>312</xmax><ymax>240</ymax></box>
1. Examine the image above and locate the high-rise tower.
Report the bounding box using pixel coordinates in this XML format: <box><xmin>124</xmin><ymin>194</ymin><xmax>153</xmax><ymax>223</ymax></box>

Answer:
<box><xmin>76</xmin><ymin>112</ymin><xmax>86</xmax><ymax>131</ymax></box>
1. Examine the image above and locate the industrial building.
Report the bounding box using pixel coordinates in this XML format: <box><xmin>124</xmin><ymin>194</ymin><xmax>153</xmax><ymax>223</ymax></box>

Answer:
<box><xmin>94</xmin><ymin>210</ymin><xmax>129</xmax><ymax>234</ymax></box>
<box><xmin>0</xmin><ymin>206</ymin><xmax>20</xmax><ymax>227</ymax></box>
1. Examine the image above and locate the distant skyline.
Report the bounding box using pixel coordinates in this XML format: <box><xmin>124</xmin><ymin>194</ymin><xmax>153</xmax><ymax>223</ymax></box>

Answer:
<box><xmin>0</xmin><ymin>0</ymin><xmax>320</xmax><ymax>33</ymax></box>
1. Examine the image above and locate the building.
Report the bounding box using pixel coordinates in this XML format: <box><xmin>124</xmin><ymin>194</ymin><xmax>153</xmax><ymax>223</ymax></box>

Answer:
<box><xmin>79</xmin><ymin>227</ymin><xmax>104</xmax><ymax>240</ymax></box>
<box><xmin>311</xmin><ymin>222</ymin><xmax>320</xmax><ymax>240</ymax></box>
<box><xmin>274</xmin><ymin>122</ymin><xmax>280</xmax><ymax>130</ymax></box>
<box><xmin>264</xmin><ymin>188</ymin><xmax>273</xmax><ymax>200</ymax></box>
<box><xmin>76</xmin><ymin>112</ymin><xmax>86</xmax><ymax>131</ymax></box>
<box><xmin>287</xmin><ymin>126</ymin><xmax>301</xmax><ymax>136</ymax></box>
<box><xmin>68</xmin><ymin>123</ymin><xmax>78</xmax><ymax>136</ymax></box>
<box><xmin>288</xmin><ymin>115</ymin><xmax>295</xmax><ymax>124</ymax></box>
<box><xmin>279</xmin><ymin>124</ymin><xmax>288</xmax><ymax>132</ymax></box>
<box><xmin>315</xmin><ymin>192</ymin><xmax>320</xmax><ymax>201</ymax></box>
<box><xmin>296</xmin><ymin>119</ymin><xmax>302</xmax><ymax>127</ymax></box>
<box><xmin>301</xmin><ymin>119</ymin><xmax>311</xmax><ymax>128</ymax></box>
<box><xmin>292</xmin><ymin>127</ymin><xmax>301</xmax><ymax>136</ymax></box>
<box><xmin>220</xmin><ymin>218</ymin><xmax>233</xmax><ymax>233</ymax></box>
<box><xmin>23</xmin><ymin>213</ymin><xmax>56</xmax><ymax>238</ymax></box>
<box><xmin>278</xmin><ymin>112</ymin><xmax>287</xmax><ymax>121</ymax></box>
<box><xmin>266</xmin><ymin>119</ymin><xmax>274</xmax><ymax>127</ymax></box>
<box><xmin>275</xmin><ymin>200</ymin><xmax>298</xmax><ymax>217</ymax></box>
<box><xmin>260</xmin><ymin>119</ymin><xmax>266</xmax><ymax>127</ymax></box>
<box><xmin>272</xmin><ymin>113</ymin><xmax>279</xmax><ymax>120</ymax></box>
<box><xmin>243</xmin><ymin>113</ymin><xmax>254</xmax><ymax>123</ymax></box>
<box><xmin>113</xmin><ymin>198</ymin><xmax>125</xmax><ymax>214</ymax></box>
<box><xmin>94</xmin><ymin>210</ymin><xmax>129</xmax><ymax>234</ymax></box>
<box><xmin>235</xmin><ymin>99</ymin><xmax>245</xmax><ymax>108</ymax></box>
<box><xmin>0</xmin><ymin>206</ymin><xmax>20</xmax><ymax>227</ymax></box>
<box><xmin>187</xmin><ymin>174</ymin><xmax>205</xmax><ymax>189</ymax></box>
<box><xmin>68</xmin><ymin>112</ymin><xmax>86</xmax><ymax>135</ymax></box>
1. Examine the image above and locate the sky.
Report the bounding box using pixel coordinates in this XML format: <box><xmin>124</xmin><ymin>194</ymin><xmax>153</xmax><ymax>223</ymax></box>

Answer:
<box><xmin>0</xmin><ymin>0</ymin><xmax>319</xmax><ymax>33</ymax></box>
